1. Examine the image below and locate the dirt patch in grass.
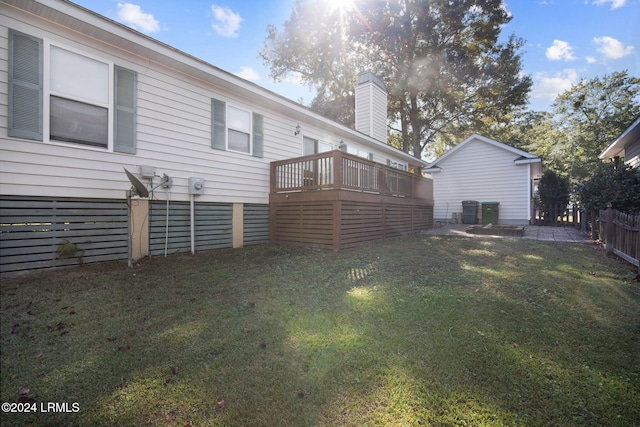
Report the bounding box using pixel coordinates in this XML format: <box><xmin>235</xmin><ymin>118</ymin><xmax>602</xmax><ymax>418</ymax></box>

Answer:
<box><xmin>2</xmin><ymin>236</ymin><xmax>639</xmax><ymax>426</ymax></box>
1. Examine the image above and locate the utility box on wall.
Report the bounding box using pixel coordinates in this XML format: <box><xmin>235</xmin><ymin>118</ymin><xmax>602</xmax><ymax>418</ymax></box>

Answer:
<box><xmin>188</xmin><ymin>177</ymin><xmax>205</xmax><ymax>195</ymax></box>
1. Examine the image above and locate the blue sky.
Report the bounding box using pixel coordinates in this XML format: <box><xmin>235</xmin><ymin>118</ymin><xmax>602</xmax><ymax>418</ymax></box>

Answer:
<box><xmin>73</xmin><ymin>0</ymin><xmax>639</xmax><ymax>112</ymax></box>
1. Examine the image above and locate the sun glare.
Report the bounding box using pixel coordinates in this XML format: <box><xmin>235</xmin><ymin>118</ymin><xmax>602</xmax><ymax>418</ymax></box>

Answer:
<box><xmin>327</xmin><ymin>0</ymin><xmax>357</xmax><ymax>15</ymax></box>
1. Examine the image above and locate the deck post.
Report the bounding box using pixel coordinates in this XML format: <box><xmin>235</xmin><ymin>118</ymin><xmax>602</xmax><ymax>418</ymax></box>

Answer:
<box><xmin>332</xmin><ymin>150</ymin><xmax>342</xmax><ymax>190</ymax></box>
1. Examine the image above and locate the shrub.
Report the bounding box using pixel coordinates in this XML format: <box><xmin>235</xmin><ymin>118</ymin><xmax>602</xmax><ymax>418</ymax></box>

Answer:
<box><xmin>575</xmin><ymin>163</ymin><xmax>640</xmax><ymax>214</ymax></box>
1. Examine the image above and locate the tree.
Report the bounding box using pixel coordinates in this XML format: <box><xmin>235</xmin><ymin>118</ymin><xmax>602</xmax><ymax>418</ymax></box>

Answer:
<box><xmin>576</xmin><ymin>163</ymin><xmax>640</xmax><ymax>214</ymax></box>
<box><xmin>261</xmin><ymin>0</ymin><xmax>532</xmax><ymax>159</ymax></box>
<box><xmin>531</xmin><ymin>71</ymin><xmax>640</xmax><ymax>181</ymax></box>
<box><xmin>537</xmin><ymin>170</ymin><xmax>570</xmax><ymax>210</ymax></box>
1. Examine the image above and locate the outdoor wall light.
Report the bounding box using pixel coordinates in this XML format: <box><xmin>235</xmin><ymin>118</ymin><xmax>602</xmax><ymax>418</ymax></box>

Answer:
<box><xmin>294</xmin><ymin>124</ymin><xmax>301</xmax><ymax>136</ymax></box>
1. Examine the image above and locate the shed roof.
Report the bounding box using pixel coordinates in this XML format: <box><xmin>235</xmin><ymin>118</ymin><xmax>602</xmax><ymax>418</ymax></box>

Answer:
<box><xmin>424</xmin><ymin>134</ymin><xmax>540</xmax><ymax>172</ymax></box>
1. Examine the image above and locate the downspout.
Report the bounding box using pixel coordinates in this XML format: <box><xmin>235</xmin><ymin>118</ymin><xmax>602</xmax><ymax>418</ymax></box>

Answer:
<box><xmin>190</xmin><ymin>193</ymin><xmax>195</xmax><ymax>254</ymax></box>
<box><xmin>126</xmin><ymin>190</ymin><xmax>132</xmax><ymax>268</ymax></box>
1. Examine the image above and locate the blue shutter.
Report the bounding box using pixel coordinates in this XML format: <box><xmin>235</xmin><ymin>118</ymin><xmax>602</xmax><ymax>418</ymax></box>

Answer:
<box><xmin>8</xmin><ymin>29</ymin><xmax>43</xmax><ymax>141</ymax></box>
<box><xmin>252</xmin><ymin>113</ymin><xmax>264</xmax><ymax>158</ymax></box>
<box><xmin>114</xmin><ymin>66</ymin><xmax>137</xmax><ymax>154</ymax></box>
<box><xmin>211</xmin><ymin>98</ymin><xmax>226</xmax><ymax>150</ymax></box>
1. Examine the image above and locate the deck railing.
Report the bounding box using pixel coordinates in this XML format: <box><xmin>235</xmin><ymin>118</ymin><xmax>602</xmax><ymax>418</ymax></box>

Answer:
<box><xmin>270</xmin><ymin>150</ymin><xmax>433</xmax><ymax>200</ymax></box>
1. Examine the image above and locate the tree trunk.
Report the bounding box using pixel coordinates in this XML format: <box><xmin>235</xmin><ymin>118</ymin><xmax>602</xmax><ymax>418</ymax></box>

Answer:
<box><xmin>409</xmin><ymin>94</ymin><xmax>421</xmax><ymax>159</ymax></box>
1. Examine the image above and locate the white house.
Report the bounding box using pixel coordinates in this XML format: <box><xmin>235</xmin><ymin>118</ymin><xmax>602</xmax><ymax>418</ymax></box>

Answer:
<box><xmin>599</xmin><ymin>116</ymin><xmax>640</xmax><ymax>168</ymax></box>
<box><xmin>424</xmin><ymin>134</ymin><xmax>541</xmax><ymax>225</ymax></box>
<box><xmin>0</xmin><ymin>0</ymin><xmax>431</xmax><ymax>274</ymax></box>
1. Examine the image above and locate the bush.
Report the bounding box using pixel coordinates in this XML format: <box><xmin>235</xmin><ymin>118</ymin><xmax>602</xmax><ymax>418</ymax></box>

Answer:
<box><xmin>537</xmin><ymin>170</ymin><xmax>570</xmax><ymax>209</ymax></box>
<box><xmin>575</xmin><ymin>163</ymin><xmax>640</xmax><ymax>214</ymax></box>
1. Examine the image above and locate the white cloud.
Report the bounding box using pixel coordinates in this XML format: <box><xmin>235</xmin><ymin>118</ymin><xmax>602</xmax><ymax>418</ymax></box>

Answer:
<box><xmin>546</xmin><ymin>40</ymin><xmax>576</xmax><ymax>61</ymax></box>
<box><xmin>235</xmin><ymin>66</ymin><xmax>260</xmax><ymax>81</ymax></box>
<box><xmin>586</xmin><ymin>56</ymin><xmax>597</xmax><ymax>63</ymax></box>
<box><xmin>593</xmin><ymin>36</ymin><xmax>634</xmax><ymax>59</ymax></box>
<box><xmin>211</xmin><ymin>5</ymin><xmax>243</xmax><ymax>38</ymax></box>
<box><xmin>532</xmin><ymin>69</ymin><xmax>579</xmax><ymax>100</ymax></box>
<box><xmin>117</xmin><ymin>2</ymin><xmax>160</xmax><ymax>34</ymax></box>
<box><xmin>593</xmin><ymin>0</ymin><xmax>626</xmax><ymax>9</ymax></box>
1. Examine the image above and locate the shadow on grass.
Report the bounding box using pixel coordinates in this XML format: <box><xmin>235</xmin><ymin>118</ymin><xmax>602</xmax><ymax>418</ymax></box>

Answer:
<box><xmin>1</xmin><ymin>236</ymin><xmax>639</xmax><ymax>426</ymax></box>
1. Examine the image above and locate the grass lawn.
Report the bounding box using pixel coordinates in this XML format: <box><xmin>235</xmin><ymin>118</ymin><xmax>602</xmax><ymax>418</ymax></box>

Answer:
<box><xmin>1</xmin><ymin>234</ymin><xmax>639</xmax><ymax>426</ymax></box>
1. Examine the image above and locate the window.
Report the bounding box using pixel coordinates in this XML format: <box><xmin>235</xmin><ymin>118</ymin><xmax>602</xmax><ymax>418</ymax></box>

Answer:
<box><xmin>387</xmin><ymin>159</ymin><xmax>407</xmax><ymax>170</ymax></box>
<box><xmin>348</xmin><ymin>145</ymin><xmax>373</xmax><ymax>160</ymax></box>
<box><xmin>211</xmin><ymin>98</ymin><xmax>263</xmax><ymax>158</ymax></box>
<box><xmin>303</xmin><ymin>136</ymin><xmax>317</xmax><ymax>155</ymax></box>
<box><xmin>8</xmin><ymin>29</ymin><xmax>137</xmax><ymax>153</ymax></box>
<box><xmin>227</xmin><ymin>106</ymin><xmax>251</xmax><ymax>153</ymax></box>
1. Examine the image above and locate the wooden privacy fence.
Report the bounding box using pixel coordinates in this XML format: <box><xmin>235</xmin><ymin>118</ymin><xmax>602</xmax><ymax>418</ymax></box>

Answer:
<box><xmin>598</xmin><ymin>208</ymin><xmax>640</xmax><ymax>272</ymax></box>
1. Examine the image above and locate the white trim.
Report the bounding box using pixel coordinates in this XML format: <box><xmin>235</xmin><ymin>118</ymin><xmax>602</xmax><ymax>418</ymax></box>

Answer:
<box><xmin>599</xmin><ymin>116</ymin><xmax>640</xmax><ymax>159</ymax></box>
<box><xmin>42</xmin><ymin>38</ymin><xmax>115</xmax><ymax>152</ymax></box>
<box><xmin>427</xmin><ymin>134</ymin><xmax>539</xmax><ymax>168</ymax></box>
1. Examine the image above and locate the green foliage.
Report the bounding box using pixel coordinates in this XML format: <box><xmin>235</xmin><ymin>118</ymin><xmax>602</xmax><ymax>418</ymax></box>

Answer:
<box><xmin>576</xmin><ymin>163</ymin><xmax>640</xmax><ymax>214</ymax></box>
<box><xmin>530</xmin><ymin>72</ymin><xmax>639</xmax><ymax>180</ymax></box>
<box><xmin>56</xmin><ymin>239</ymin><xmax>78</xmax><ymax>259</ymax></box>
<box><xmin>262</xmin><ymin>0</ymin><xmax>532</xmax><ymax>159</ymax></box>
<box><xmin>537</xmin><ymin>170</ymin><xmax>570</xmax><ymax>208</ymax></box>
<box><xmin>469</xmin><ymin>72</ymin><xmax>640</xmax><ymax>182</ymax></box>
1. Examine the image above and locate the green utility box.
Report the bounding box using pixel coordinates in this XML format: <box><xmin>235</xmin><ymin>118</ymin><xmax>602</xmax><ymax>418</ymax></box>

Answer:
<box><xmin>462</xmin><ymin>200</ymin><xmax>479</xmax><ymax>224</ymax></box>
<box><xmin>482</xmin><ymin>202</ymin><xmax>500</xmax><ymax>225</ymax></box>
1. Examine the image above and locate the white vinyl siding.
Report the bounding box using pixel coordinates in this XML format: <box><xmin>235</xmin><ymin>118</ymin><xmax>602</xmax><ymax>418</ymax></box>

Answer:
<box><xmin>625</xmin><ymin>139</ymin><xmax>640</xmax><ymax>168</ymax></box>
<box><xmin>1</xmin><ymin>8</ymin><xmax>418</xmax><ymax>205</ymax></box>
<box><xmin>355</xmin><ymin>72</ymin><xmax>387</xmax><ymax>143</ymax></box>
<box><xmin>431</xmin><ymin>138</ymin><xmax>533</xmax><ymax>225</ymax></box>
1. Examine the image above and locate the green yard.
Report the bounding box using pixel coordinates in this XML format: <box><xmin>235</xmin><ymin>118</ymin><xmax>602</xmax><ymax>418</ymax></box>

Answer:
<box><xmin>1</xmin><ymin>235</ymin><xmax>639</xmax><ymax>426</ymax></box>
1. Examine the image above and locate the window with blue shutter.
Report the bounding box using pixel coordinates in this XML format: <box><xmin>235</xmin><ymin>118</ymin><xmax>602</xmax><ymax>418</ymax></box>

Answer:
<box><xmin>8</xmin><ymin>29</ymin><xmax>137</xmax><ymax>152</ymax></box>
<box><xmin>212</xmin><ymin>98</ymin><xmax>264</xmax><ymax>157</ymax></box>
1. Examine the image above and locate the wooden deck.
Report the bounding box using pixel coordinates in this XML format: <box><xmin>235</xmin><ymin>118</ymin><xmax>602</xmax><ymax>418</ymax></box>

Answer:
<box><xmin>270</xmin><ymin>150</ymin><xmax>434</xmax><ymax>250</ymax></box>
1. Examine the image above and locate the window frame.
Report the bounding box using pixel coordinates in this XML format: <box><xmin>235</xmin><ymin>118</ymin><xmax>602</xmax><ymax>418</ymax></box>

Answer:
<box><xmin>226</xmin><ymin>104</ymin><xmax>252</xmax><ymax>154</ymax></box>
<box><xmin>44</xmin><ymin>41</ymin><xmax>115</xmax><ymax>151</ymax></box>
<box><xmin>211</xmin><ymin>97</ymin><xmax>263</xmax><ymax>158</ymax></box>
<box><xmin>8</xmin><ymin>29</ymin><xmax>137</xmax><ymax>154</ymax></box>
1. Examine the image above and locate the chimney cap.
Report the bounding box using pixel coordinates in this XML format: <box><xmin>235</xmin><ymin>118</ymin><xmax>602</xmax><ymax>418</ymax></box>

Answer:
<box><xmin>357</xmin><ymin>72</ymin><xmax>386</xmax><ymax>91</ymax></box>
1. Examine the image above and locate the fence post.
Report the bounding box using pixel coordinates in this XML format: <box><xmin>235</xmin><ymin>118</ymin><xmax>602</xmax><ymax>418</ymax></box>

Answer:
<box><xmin>590</xmin><ymin>209</ymin><xmax>598</xmax><ymax>240</ymax></box>
<box><xmin>604</xmin><ymin>206</ymin><xmax>614</xmax><ymax>255</ymax></box>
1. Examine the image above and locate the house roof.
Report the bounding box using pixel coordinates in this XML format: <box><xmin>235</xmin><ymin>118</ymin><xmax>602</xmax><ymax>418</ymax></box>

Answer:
<box><xmin>423</xmin><ymin>134</ymin><xmax>541</xmax><ymax>172</ymax></box>
<box><xmin>5</xmin><ymin>0</ymin><xmax>427</xmax><ymax>168</ymax></box>
<box><xmin>599</xmin><ymin>116</ymin><xmax>640</xmax><ymax>160</ymax></box>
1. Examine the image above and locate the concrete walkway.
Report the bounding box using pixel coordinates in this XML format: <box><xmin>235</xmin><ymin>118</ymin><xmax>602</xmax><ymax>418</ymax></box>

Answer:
<box><xmin>422</xmin><ymin>223</ymin><xmax>592</xmax><ymax>243</ymax></box>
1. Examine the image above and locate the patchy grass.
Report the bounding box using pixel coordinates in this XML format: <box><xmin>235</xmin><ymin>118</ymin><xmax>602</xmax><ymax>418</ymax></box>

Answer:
<box><xmin>1</xmin><ymin>235</ymin><xmax>639</xmax><ymax>426</ymax></box>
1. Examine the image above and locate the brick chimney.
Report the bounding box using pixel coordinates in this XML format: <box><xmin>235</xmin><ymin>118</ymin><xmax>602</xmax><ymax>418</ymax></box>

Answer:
<box><xmin>355</xmin><ymin>72</ymin><xmax>387</xmax><ymax>143</ymax></box>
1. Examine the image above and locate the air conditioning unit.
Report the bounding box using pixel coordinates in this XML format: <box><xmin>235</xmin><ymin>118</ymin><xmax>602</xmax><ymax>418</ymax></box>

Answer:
<box><xmin>188</xmin><ymin>177</ymin><xmax>205</xmax><ymax>195</ymax></box>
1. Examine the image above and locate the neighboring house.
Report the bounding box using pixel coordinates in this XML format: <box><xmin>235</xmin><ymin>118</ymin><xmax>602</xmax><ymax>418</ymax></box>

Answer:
<box><xmin>0</xmin><ymin>0</ymin><xmax>432</xmax><ymax>275</ymax></box>
<box><xmin>599</xmin><ymin>116</ymin><xmax>640</xmax><ymax>168</ymax></box>
<box><xmin>424</xmin><ymin>134</ymin><xmax>542</xmax><ymax>225</ymax></box>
